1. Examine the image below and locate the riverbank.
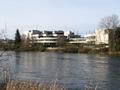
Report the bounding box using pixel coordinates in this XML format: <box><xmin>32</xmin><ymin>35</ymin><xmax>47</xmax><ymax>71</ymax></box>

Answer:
<box><xmin>108</xmin><ymin>51</ymin><xmax>120</xmax><ymax>56</ymax></box>
<box><xmin>1</xmin><ymin>43</ymin><xmax>120</xmax><ymax>56</ymax></box>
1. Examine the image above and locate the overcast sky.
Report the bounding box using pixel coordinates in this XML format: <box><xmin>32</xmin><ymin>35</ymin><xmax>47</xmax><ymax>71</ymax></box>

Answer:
<box><xmin>0</xmin><ymin>0</ymin><xmax>120</xmax><ymax>39</ymax></box>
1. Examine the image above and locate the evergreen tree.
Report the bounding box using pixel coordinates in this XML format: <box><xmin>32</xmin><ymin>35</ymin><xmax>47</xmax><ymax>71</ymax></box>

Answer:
<box><xmin>15</xmin><ymin>29</ymin><xmax>21</xmax><ymax>44</ymax></box>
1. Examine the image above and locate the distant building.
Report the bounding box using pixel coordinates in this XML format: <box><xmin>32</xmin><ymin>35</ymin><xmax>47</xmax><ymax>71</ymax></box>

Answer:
<box><xmin>84</xmin><ymin>33</ymin><xmax>96</xmax><ymax>44</ymax></box>
<box><xmin>95</xmin><ymin>29</ymin><xmax>109</xmax><ymax>45</ymax></box>
<box><xmin>84</xmin><ymin>29</ymin><xmax>110</xmax><ymax>46</ymax></box>
<box><xmin>22</xmin><ymin>30</ymin><xmax>81</xmax><ymax>47</ymax></box>
<box><xmin>69</xmin><ymin>37</ymin><xmax>86</xmax><ymax>44</ymax></box>
<box><xmin>22</xmin><ymin>29</ymin><xmax>111</xmax><ymax>47</ymax></box>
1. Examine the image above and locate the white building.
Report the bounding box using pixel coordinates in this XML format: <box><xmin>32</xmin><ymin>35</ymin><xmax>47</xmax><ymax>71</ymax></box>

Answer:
<box><xmin>84</xmin><ymin>29</ymin><xmax>109</xmax><ymax>45</ymax></box>
<box><xmin>22</xmin><ymin>29</ymin><xmax>110</xmax><ymax>47</ymax></box>
<box><xmin>22</xmin><ymin>30</ymin><xmax>76</xmax><ymax>46</ymax></box>
<box><xmin>84</xmin><ymin>33</ymin><xmax>96</xmax><ymax>44</ymax></box>
<box><xmin>95</xmin><ymin>29</ymin><xmax>109</xmax><ymax>45</ymax></box>
<box><xmin>22</xmin><ymin>30</ymin><xmax>87</xmax><ymax>47</ymax></box>
<box><xmin>69</xmin><ymin>38</ymin><xmax>87</xmax><ymax>44</ymax></box>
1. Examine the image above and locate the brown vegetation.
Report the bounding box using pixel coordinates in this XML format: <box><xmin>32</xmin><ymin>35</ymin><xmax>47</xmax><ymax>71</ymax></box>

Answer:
<box><xmin>0</xmin><ymin>80</ymin><xmax>66</xmax><ymax>90</ymax></box>
<box><xmin>6</xmin><ymin>81</ymin><xmax>65</xmax><ymax>90</ymax></box>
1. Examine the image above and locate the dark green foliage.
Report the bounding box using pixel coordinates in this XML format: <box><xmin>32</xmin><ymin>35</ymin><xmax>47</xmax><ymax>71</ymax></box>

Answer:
<box><xmin>15</xmin><ymin>29</ymin><xmax>21</xmax><ymax>44</ymax></box>
<box><xmin>115</xmin><ymin>27</ymin><xmax>120</xmax><ymax>38</ymax></box>
<box><xmin>115</xmin><ymin>27</ymin><xmax>120</xmax><ymax>51</ymax></box>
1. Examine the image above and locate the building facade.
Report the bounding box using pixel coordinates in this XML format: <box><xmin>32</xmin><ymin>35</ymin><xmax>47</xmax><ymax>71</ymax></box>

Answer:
<box><xmin>84</xmin><ymin>29</ymin><xmax>109</xmax><ymax>45</ymax></box>
<box><xmin>95</xmin><ymin>29</ymin><xmax>109</xmax><ymax>45</ymax></box>
<box><xmin>84</xmin><ymin>33</ymin><xmax>96</xmax><ymax>44</ymax></box>
<box><xmin>22</xmin><ymin>30</ymin><xmax>84</xmax><ymax>47</ymax></box>
<box><xmin>22</xmin><ymin>29</ymin><xmax>110</xmax><ymax>47</ymax></box>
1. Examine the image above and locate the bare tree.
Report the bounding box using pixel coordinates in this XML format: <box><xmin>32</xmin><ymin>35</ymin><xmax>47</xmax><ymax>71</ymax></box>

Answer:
<box><xmin>99</xmin><ymin>15</ymin><xmax>120</xmax><ymax>51</ymax></box>
<box><xmin>99</xmin><ymin>15</ymin><xmax>119</xmax><ymax>29</ymax></box>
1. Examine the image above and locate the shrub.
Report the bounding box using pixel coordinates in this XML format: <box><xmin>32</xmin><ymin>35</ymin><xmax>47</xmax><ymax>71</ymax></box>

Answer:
<box><xmin>62</xmin><ymin>44</ymin><xmax>78</xmax><ymax>53</ymax></box>
<box><xmin>78</xmin><ymin>47</ymin><xmax>91</xmax><ymax>53</ymax></box>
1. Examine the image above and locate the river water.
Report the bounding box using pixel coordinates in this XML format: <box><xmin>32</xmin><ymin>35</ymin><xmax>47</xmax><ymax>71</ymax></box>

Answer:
<box><xmin>1</xmin><ymin>52</ymin><xmax>120</xmax><ymax>89</ymax></box>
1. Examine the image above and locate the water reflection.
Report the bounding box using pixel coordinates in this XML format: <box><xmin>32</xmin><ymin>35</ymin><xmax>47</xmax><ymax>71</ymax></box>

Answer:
<box><xmin>107</xmin><ymin>57</ymin><xmax>120</xmax><ymax>89</ymax></box>
<box><xmin>10</xmin><ymin>52</ymin><xmax>120</xmax><ymax>89</ymax></box>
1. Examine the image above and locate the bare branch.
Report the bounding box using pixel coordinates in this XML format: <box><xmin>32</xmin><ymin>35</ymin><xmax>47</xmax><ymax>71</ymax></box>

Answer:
<box><xmin>99</xmin><ymin>15</ymin><xmax>119</xmax><ymax>29</ymax></box>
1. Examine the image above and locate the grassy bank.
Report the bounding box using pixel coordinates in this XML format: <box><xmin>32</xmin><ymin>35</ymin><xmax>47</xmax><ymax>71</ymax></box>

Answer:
<box><xmin>0</xmin><ymin>43</ymin><xmax>46</xmax><ymax>52</ymax></box>
<box><xmin>108</xmin><ymin>51</ymin><xmax>120</xmax><ymax>56</ymax></box>
<box><xmin>1</xmin><ymin>43</ymin><xmax>120</xmax><ymax>56</ymax></box>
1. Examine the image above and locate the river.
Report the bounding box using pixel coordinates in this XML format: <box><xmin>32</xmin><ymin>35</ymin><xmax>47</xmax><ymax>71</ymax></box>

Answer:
<box><xmin>0</xmin><ymin>52</ymin><xmax>120</xmax><ymax>89</ymax></box>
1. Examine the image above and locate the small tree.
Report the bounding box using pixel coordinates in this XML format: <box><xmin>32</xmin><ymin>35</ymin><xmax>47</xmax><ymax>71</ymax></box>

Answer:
<box><xmin>15</xmin><ymin>29</ymin><xmax>21</xmax><ymax>44</ymax></box>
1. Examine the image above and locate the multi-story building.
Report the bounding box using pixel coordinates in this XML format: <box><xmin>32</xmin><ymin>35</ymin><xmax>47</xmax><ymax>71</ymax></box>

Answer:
<box><xmin>69</xmin><ymin>35</ymin><xmax>86</xmax><ymax>44</ymax></box>
<box><xmin>22</xmin><ymin>30</ymin><xmax>77</xmax><ymax>47</ymax></box>
<box><xmin>84</xmin><ymin>33</ymin><xmax>96</xmax><ymax>44</ymax></box>
<box><xmin>22</xmin><ymin>30</ymin><xmax>87</xmax><ymax>47</ymax></box>
<box><xmin>22</xmin><ymin>29</ymin><xmax>110</xmax><ymax>47</ymax></box>
<box><xmin>84</xmin><ymin>29</ymin><xmax>109</xmax><ymax>45</ymax></box>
